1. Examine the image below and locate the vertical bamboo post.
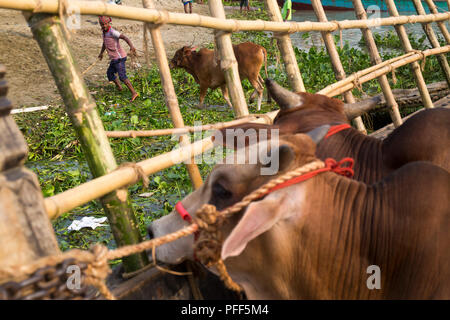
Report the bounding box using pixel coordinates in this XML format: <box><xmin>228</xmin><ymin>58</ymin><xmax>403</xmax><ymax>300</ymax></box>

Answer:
<box><xmin>143</xmin><ymin>24</ymin><xmax>151</xmax><ymax>67</ymax></box>
<box><xmin>142</xmin><ymin>0</ymin><xmax>203</xmax><ymax>190</ymax></box>
<box><xmin>0</xmin><ymin>65</ymin><xmax>61</xmax><ymax>274</ymax></box>
<box><xmin>310</xmin><ymin>0</ymin><xmax>367</xmax><ymax>133</ymax></box>
<box><xmin>352</xmin><ymin>0</ymin><xmax>402</xmax><ymax>127</ymax></box>
<box><xmin>26</xmin><ymin>13</ymin><xmax>149</xmax><ymax>273</ymax></box>
<box><xmin>424</xmin><ymin>0</ymin><xmax>450</xmax><ymax>45</ymax></box>
<box><xmin>385</xmin><ymin>0</ymin><xmax>434</xmax><ymax>109</ymax></box>
<box><xmin>412</xmin><ymin>0</ymin><xmax>450</xmax><ymax>86</ymax></box>
<box><xmin>265</xmin><ymin>0</ymin><xmax>305</xmax><ymax>92</ymax></box>
<box><xmin>208</xmin><ymin>0</ymin><xmax>249</xmax><ymax>118</ymax></box>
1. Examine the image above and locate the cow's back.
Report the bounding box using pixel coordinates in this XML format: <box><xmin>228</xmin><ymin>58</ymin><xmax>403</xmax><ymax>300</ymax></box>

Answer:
<box><xmin>232</xmin><ymin>42</ymin><xmax>265</xmax><ymax>80</ymax></box>
<box><xmin>382</xmin><ymin>108</ymin><xmax>450</xmax><ymax>173</ymax></box>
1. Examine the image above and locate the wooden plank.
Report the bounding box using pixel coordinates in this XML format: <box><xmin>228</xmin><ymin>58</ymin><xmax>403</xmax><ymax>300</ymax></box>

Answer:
<box><xmin>0</xmin><ymin>66</ymin><xmax>60</xmax><ymax>276</ymax></box>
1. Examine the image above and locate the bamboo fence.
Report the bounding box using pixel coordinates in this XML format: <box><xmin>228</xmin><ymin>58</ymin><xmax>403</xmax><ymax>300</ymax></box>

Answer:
<box><xmin>352</xmin><ymin>0</ymin><xmax>403</xmax><ymax>127</ymax></box>
<box><xmin>1</xmin><ymin>0</ymin><xmax>449</xmax><ymax>286</ymax></box>
<box><xmin>2</xmin><ymin>0</ymin><xmax>450</xmax><ymax>32</ymax></box>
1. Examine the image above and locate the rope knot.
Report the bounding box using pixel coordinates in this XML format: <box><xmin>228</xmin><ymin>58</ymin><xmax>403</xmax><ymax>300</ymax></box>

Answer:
<box><xmin>324</xmin><ymin>157</ymin><xmax>354</xmax><ymax>178</ymax></box>
<box><xmin>193</xmin><ymin>204</ymin><xmax>224</xmax><ymax>267</ymax></box>
<box><xmin>196</xmin><ymin>204</ymin><xmax>219</xmax><ymax>226</ymax></box>
<box><xmin>86</xmin><ymin>244</ymin><xmax>110</xmax><ymax>279</ymax></box>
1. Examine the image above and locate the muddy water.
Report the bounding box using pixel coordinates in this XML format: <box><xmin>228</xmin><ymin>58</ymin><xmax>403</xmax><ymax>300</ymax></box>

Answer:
<box><xmin>289</xmin><ymin>9</ymin><xmax>450</xmax><ymax>50</ymax></box>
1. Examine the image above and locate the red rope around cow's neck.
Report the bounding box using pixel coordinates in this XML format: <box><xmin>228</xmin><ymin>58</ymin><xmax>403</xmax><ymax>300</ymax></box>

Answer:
<box><xmin>176</xmin><ymin>157</ymin><xmax>354</xmax><ymax>222</ymax></box>
<box><xmin>325</xmin><ymin>124</ymin><xmax>352</xmax><ymax>139</ymax></box>
<box><xmin>260</xmin><ymin>157</ymin><xmax>354</xmax><ymax>197</ymax></box>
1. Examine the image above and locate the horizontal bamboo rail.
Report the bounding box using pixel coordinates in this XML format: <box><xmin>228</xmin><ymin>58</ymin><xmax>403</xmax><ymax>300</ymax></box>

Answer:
<box><xmin>319</xmin><ymin>51</ymin><xmax>419</xmax><ymax>96</ymax></box>
<box><xmin>45</xmin><ymin>137</ymin><xmax>213</xmax><ymax>220</ymax></box>
<box><xmin>321</xmin><ymin>45</ymin><xmax>450</xmax><ymax>98</ymax></box>
<box><xmin>2</xmin><ymin>0</ymin><xmax>450</xmax><ymax>33</ymax></box>
<box><xmin>44</xmin><ymin>114</ymin><xmax>277</xmax><ymax>219</ymax></box>
<box><xmin>105</xmin><ymin>115</ymin><xmax>271</xmax><ymax>138</ymax></box>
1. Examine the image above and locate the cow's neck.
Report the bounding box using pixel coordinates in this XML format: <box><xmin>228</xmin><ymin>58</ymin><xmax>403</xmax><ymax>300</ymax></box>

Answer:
<box><xmin>221</xmin><ymin>173</ymin><xmax>371</xmax><ymax>299</ymax></box>
<box><xmin>181</xmin><ymin>54</ymin><xmax>202</xmax><ymax>83</ymax></box>
<box><xmin>224</xmin><ymin>172</ymin><xmax>390</xmax><ymax>299</ymax></box>
<box><xmin>318</xmin><ymin>128</ymin><xmax>384</xmax><ymax>184</ymax></box>
<box><xmin>225</xmin><ymin>167</ymin><xmax>446</xmax><ymax>299</ymax></box>
<box><xmin>295</xmin><ymin>173</ymin><xmax>380</xmax><ymax>299</ymax></box>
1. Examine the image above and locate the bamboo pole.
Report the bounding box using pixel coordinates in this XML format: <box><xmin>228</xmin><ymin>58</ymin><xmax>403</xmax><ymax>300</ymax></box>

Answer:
<box><xmin>352</xmin><ymin>0</ymin><xmax>402</xmax><ymax>128</ymax></box>
<box><xmin>26</xmin><ymin>13</ymin><xmax>148</xmax><ymax>272</ymax></box>
<box><xmin>45</xmin><ymin>111</ymin><xmax>278</xmax><ymax>220</ymax></box>
<box><xmin>319</xmin><ymin>52</ymin><xmax>418</xmax><ymax>96</ymax></box>
<box><xmin>105</xmin><ymin>115</ymin><xmax>269</xmax><ymax>138</ymax></box>
<box><xmin>142</xmin><ymin>0</ymin><xmax>203</xmax><ymax>190</ymax></box>
<box><xmin>413</xmin><ymin>0</ymin><xmax>450</xmax><ymax>87</ymax></box>
<box><xmin>424</xmin><ymin>0</ymin><xmax>450</xmax><ymax>45</ymax></box>
<box><xmin>46</xmin><ymin>138</ymin><xmax>213</xmax><ymax>220</ymax></box>
<box><xmin>209</xmin><ymin>0</ymin><xmax>249</xmax><ymax>117</ymax></box>
<box><xmin>310</xmin><ymin>0</ymin><xmax>367</xmax><ymax>134</ymax></box>
<box><xmin>385</xmin><ymin>0</ymin><xmax>434</xmax><ymax>109</ymax></box>
<box><xmin>2</xmin><ymin>0</ymin><xmax>450</xmax><ymax>34</ymax></box>
<box><xmin>321</xmin><ymin>46</ymin><xmax>450</xmax><ymax>98</ymax></box>
<box><xmin>265</xmin><ymin>0</ymin><xmax>305</xmax><ymax>92</ymax></box>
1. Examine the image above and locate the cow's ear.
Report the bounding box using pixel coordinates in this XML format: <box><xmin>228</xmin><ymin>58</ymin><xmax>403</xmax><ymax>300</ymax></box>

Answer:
<box><xmin>212</xmin><ymin>123</ymin><xmax>280</xmax><ymax>150</ymax></box>
<box><xmin>221</xmin><ymin>189</ymin><xmax>298</xmax><ymax>260</ymax></box>
<box><xmin>306</xmin><ymin>124</ymin><xmax>330</xmax><ymax>144</ymax></box>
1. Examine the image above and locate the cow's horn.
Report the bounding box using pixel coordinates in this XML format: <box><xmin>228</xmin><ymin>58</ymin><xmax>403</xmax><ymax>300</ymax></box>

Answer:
<box><xmin>306</xmin><ymin>124</ymin><xmax>331</xmax><ymax>144</ymax></box>
<box><xmin>344</xmin><ymin>95</ymin><xmax>382</xmax><ymax>120</ymax></box>
<box><xmin>265</xmin><ymin>79</ymin><xmax>303</xmax><ymax>110</ymax></box>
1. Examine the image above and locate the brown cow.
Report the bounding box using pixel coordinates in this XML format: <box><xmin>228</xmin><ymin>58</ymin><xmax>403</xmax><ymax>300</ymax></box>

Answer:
<box><xmin>148</xmin><ymin>133</ymin><xmax>450</xmax><ymax>299</ymax></box>
<box><xmin>217</xmin><ymin>79</ymin><xmax>450</xmax><ymax>183</ymax></box>
<box><xmin>170</xmin><ymin>42</ymin><xmax>269</xmax><ymax>110</ymax></box>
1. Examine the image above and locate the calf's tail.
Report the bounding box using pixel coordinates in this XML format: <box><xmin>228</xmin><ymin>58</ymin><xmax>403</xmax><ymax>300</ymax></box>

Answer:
<box><xmin>263</xmin><ymin>47</ymin><xmax>268</xmax><ymax>79</ymax></box>
<box><xmin>261</xmin><ymin>47</ymin><xmax>271</xmax><ymax>103</ymax></box>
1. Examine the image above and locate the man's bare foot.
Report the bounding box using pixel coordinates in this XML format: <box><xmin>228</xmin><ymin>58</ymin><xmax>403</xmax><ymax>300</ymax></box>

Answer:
<box><xmin>130</xmin><ymin>92</ymin><xmax>139</xmax><ymax>102</ymax></box>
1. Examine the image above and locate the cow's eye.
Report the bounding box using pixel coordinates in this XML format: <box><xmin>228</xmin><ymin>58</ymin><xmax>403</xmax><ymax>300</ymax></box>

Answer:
<box><xmin>212</xmin><ymin>182</ymin><xmax>232</xmax><ymax>199</ymax></box>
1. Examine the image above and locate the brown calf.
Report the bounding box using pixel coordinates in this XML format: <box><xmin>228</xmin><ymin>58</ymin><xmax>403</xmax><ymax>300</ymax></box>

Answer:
<box><xmin>170</xmin><ymin>42</ymin><xmax>269</xmax><ymax>110</ymax></box>
<box><xmin>149</xmin><ymin>133</ymin><xmax>450</xmax><ymax>299</ymax></box>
